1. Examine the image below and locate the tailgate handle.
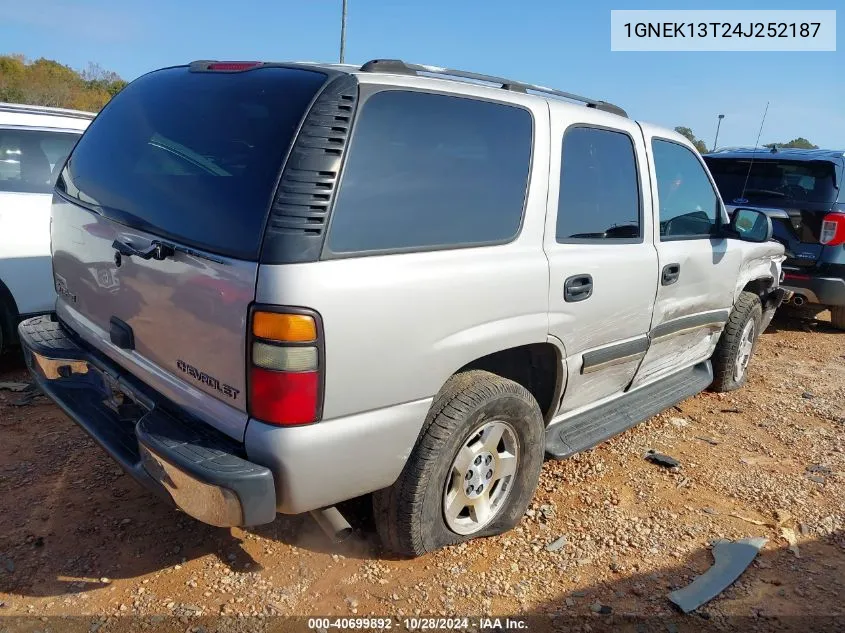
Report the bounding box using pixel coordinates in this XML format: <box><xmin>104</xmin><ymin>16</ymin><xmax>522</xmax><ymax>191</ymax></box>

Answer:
<box><xmin>112</xmin><ymin>239</ymin><xmax>175</xmax><ymax>262</ymax></box>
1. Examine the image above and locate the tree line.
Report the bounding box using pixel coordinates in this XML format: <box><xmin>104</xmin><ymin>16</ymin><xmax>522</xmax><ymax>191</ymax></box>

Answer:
<box><xmin>674</xmin><ymin>126</ymin><xmax>818</xmax><ymax>154</ymax></box>
<box><xmin>0</xmin><ymin>54</ymin><xmax>127</xmax><ymax>112</ymax></box>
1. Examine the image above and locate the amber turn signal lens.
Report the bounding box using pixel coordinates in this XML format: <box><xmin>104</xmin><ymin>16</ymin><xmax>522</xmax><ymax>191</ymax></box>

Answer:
<box><xmin>252</xmin><ymin>312</ymin><xmax>317</xmax><ymax>342</ymax></box>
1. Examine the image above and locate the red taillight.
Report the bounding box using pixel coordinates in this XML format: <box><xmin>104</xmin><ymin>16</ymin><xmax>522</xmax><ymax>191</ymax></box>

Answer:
<box><xmin>784</xmin><ymin>272</ymin><xmax>811</xmax><ymax>281</ymax></box>
<box><xmin>207</xmin><ymin>61</ymin><xmax>262</xmax><ymax>71</ymax></box>
<box><xmin>249</xmin><ymin>367</ymin><xmax>318</xmax><ymax>426</ymax></box>
<box><xmin>247</xmin><ymin>309</ymin><xmax>323</xmax><ymax>426</ymax></box>
<box><xmin>820</xmin><ymin>213</ymin><xmax>845</xmax><ymax>246</ymax></box>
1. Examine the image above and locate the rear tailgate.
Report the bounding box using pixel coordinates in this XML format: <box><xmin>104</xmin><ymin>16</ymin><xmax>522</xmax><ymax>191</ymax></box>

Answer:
<box><xmin>51</xmin><ymin>64</ymin><xmax>328</xmax><ymax>440</ymax></box>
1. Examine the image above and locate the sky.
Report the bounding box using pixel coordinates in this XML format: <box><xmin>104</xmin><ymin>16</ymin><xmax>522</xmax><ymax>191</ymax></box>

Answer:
<box><xmin>1</xmin><ymin>0</ymin><xmax>843</xmax><ymax>149</ymax></box>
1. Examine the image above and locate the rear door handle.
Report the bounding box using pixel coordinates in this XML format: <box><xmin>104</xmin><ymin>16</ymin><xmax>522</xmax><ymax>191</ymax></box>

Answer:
<box><xmin>661</xmin><ymin>263</ymin><xmax>681</xmax><ymax>286</ymax></box>
<box><xmin>564</xmin><ymin>274</ymin><xmax>593</xmax><ymax>302</ymax></box>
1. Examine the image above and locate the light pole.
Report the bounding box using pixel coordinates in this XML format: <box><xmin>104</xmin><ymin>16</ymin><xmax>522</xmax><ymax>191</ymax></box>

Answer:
<box><xmin>712</xmin><ymin>114</ymin><xmax>725</xmax><ymax>152</ymax></box>
<box><xmin>339</xmin><ymin>0</ymin><xmax>348</xmax><ymax>63</ymax></box>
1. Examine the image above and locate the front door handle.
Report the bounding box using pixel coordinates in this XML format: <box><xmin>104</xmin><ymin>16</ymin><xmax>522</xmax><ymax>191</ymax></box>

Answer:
<box><xmin>564</xmin><ymin>274</ymin><xmax>593</xmax><ymax>302</ymax></box>
<box><xmin>661</xmin><ymin>263</ymin><xmax>681</xmax><ymax>286</ymax></box>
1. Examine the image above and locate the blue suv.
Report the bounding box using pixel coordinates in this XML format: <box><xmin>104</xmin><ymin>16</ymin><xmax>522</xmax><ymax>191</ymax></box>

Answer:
<box><xmin>705</xmin><ymin>148</ymin><xmax>845</xmax><ymax>329</ymax></box>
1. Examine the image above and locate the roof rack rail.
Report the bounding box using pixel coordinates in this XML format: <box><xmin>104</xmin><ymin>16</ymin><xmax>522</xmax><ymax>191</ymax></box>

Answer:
<box><xmin>359</xmin><ymin>59</ymin><xmax>627</xmax><ymax>118</ymax></box>
<box><xmin>0</xmin><ymin>102</ymin><xmax>96</xmax><ymax>120</ymax></box>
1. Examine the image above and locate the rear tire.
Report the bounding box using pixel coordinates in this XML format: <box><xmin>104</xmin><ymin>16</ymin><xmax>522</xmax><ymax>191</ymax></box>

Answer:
<box><xmin>373</xmin><ymin>370</ymin><xmax>545</xmax><ymax>557</ymax></box>
<box><xmin>830</xmin><ymin>306</ymin><xmax>845</xmax><ymax>331</ymax></box>
<box><xmin>710</xmin><ymin>291</ymin><xmax>763</xmax><ymax>393</ymax></box>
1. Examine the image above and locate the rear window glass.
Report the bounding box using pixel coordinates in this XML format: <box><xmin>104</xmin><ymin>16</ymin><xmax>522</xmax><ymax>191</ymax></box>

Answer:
<box><xmin>705</xmin><ymin>157</ymin><xmax>839</xmax><ymax>205</ymax></box>
<box><xmin>327</xmin><ymin>90</ymin><xmax>532</xmax><ymax>254</ymax></box>
<box><xmin>59</xmin><ymin>66</ymin><xmax>327</xmax><ymax>259</ymax></box>
<box><xmin>0</xmin><ymin>129</ymin><xmax>80</xmax><ymax>193</ymax></box>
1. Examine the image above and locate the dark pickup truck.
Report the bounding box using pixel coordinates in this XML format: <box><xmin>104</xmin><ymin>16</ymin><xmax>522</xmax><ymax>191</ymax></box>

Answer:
<box><xmin>704</xmin><ymin>148</ymin><xmax>845</xmax><ymax>329</ymax></box>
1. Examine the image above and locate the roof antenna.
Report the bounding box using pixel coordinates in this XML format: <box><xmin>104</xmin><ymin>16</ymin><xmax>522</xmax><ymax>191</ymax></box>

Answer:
<box><xmin>739</xmin><ymin>101</ymin><xmax>770</xmax><ymax>202</ymax></box>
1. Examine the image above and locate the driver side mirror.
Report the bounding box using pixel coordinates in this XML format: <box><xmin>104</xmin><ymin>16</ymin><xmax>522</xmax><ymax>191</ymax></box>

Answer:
<box><xmin>729</xmin><ymin>208</ymin><xmax>772</xmax><ymax>243</ymax></box>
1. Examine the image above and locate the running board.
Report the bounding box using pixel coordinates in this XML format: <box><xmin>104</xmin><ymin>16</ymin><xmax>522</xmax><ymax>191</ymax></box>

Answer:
<box><xmin>545</xmin><ymin>361</ymin><xmax>713</xmax><ymax>459</ymax></box>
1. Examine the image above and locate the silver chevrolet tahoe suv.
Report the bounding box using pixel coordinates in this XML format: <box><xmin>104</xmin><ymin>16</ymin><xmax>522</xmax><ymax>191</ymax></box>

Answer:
<box><xmin>19</xmin><ymin>59</ymin><xmax>787</xmax><ymax>556</ymax></box>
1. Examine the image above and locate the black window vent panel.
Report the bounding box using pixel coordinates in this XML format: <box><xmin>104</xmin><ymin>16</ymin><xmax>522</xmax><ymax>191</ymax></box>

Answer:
<box><xmin>261</xmin><ymin>75</ymin><xmax>359</xmax><ymax>264</ymax></box>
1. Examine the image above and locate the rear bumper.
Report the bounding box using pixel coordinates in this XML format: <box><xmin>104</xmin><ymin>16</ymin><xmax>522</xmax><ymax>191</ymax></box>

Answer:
<box><xmin>245</xmin><ymin>397</ymin><xmax>432</xmax><ymax>514</ymax></box>
<box><xmin>782</xmin><ymin>274</ymin><xmax>845</xmax><ymax>307</ymax></box>
<box><xmin>17</xmin><ymin>315</ymin><xmax>276</xmax><ymax>527</ymax></box>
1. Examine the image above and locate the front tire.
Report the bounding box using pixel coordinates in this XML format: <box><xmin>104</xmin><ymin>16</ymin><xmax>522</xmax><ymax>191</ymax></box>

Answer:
<box><xmin>710</xmin><ymin>291</ymin><xmax>763</xmax><ymax>392</ymax></box>
<box><xmin>373</xmin><ymin>370</ymin><xmax>545</xmax><ymax>557</ymax></box>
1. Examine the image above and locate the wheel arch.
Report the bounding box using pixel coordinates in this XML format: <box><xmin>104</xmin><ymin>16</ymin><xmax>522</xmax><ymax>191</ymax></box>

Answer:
<box><xmin>740</xmin><ymin>276</ymin><xmax>785</xmax><ymax>314</ymax></box>
<box><xmin>449</xmin><ymin>341</ymin><xmax>565</xmax><ymax>424</ymax></box>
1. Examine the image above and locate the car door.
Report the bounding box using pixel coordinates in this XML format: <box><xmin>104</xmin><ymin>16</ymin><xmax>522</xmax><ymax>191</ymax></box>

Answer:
<box><xmin>630</xmin><ymin>125</ymin><xmax>743</xmax><ymax>389</ymax></box>
<box><xmin>0</xmin><ymin>127</ymin><xmax>80</xmax><ymax>314</ymax></box>
<box><xmin>545</xmin><ymin>105</ymin><xmax>659</xmax><ymax>414</ymax></box>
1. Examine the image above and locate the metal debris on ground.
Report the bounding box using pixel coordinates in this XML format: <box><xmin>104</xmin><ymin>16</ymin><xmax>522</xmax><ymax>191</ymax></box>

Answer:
<box><xmin>740</xmin><ymin>455</ymin><xmax>781</xmax><ymax>467</ymax></box>
<box><xmin>545</xmin><ymin>536</ymin><xmax>568</xmax><ymax>552</ymax></box>
<box><xmin>668</xmin><ymin>537</ymin><xmax>768</xmax><ymax>614</ymax></box>
<box><xmin>9</xmin><ymin>384</ymin><xmax>43</xmax><ymax>407</ymax></box>
<box><xmin>695</xmin><ymin>436</ymin><xmax>720</xmax><ymax>446</ymax></box>
<box><xmin>806</xmin><ymin>464</ymin><xmax>831</xmax><ymax>475</ymax></box>
<box><xmin>729</xmin><ymin>513</ymin><xmax>770</xmax><ymax>527</ymax></box>
<box><xmin>644</xmin><ymin>450</ymin><xmax>680</xmax><ymax>468</ymax></box>
<box><xmin>0</xmin><ymin>381</ymin><xmax>30</xmax><ymax>392</ymax></box>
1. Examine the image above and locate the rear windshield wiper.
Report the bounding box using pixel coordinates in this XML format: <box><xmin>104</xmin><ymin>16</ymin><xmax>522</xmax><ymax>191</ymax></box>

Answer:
<box><xmin>112</xmin><ymin>239</ymin><xmax>174</xmax><ymax>261</ymax></box>
<box><xmin>112</xmin><ymin>239</ymin><xmax>226</xmax><ymax>265</ymax></box>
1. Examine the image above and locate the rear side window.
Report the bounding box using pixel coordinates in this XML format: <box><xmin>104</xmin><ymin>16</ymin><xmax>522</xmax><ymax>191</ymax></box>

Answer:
<box><xmin>59</xmin><ymin>67</ymin><xmax>327</xmax><ymax>260</ymax></box>
<box><xmin>557</xmin><ymin>126</ymin><xmax>641</xmax><ymax>241</ymax></box>
<box><xmin>0</xmin><ymin>129</ymin><xmax>79</xmax><ymax>194</ymax></box>
<box><xmin>652</xmin><ymin>139</ymin><xmax>720</xmax><ymax>239</ymax></box>
<box><xmin>327</xmin><ymin>90</ymin><xmax>532</xmax><ymax>254</ymax></box>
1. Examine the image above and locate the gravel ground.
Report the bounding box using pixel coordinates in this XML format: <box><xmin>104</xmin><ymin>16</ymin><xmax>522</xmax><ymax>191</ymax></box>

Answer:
<box><xmin>0</xmin><ymin>311</ymin><xmax>843</xmax><ymax>632</ymax></box>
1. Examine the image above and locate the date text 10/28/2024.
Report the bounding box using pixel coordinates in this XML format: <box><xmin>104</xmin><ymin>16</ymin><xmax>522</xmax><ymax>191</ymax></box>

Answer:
<box><xmin>307</xmin><ymin>618</ymin><xmax>529</xmax><ymax>630</ymax></box>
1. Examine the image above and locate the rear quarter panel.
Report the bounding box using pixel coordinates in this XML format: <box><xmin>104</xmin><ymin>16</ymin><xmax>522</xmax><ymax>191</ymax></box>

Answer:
<box><xmin>255</xmin><ymin>94</ymin><xmax>551</xmax><ymax>421</ymax></box>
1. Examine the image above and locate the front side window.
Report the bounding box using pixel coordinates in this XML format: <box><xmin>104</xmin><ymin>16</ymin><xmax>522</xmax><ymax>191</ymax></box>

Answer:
<box><xmin>327</xmin><ymin>90</ymin><xmax>532</xmax><ymax>254</ymax></box>
<box><xmin>557</xmin><ymin>126</ymin><xmax>641</xmax><ymax>241</ymax></box>
<box><xmin>0</xmin><ymin>129</ymin><xmax>80</xmax><ymax>194</ymax></box>
<box><xmin>652</xmin><ymin>139</ymin><xmax>720</xmax><ymax>239</ymax></box>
